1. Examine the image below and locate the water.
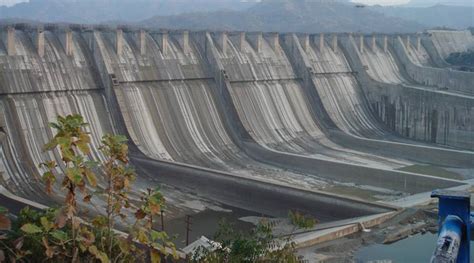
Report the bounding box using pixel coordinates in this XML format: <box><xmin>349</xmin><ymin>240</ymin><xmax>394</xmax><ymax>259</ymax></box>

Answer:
<box><xmin>355</xmin><ymin>233</ymin><xmax>474</xmax><ymax>263</ymax></box>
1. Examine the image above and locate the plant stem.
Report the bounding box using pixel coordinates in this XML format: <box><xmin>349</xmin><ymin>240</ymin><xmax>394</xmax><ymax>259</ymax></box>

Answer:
<box><xmin>106</xmin><ymin>159</ymin><xmax>114</xmax><ymax>257</ymax></box>
<box><xmin>0</xmin><ymin>240</ymin><xmax>17</xmax><ymax>257</ymax></box>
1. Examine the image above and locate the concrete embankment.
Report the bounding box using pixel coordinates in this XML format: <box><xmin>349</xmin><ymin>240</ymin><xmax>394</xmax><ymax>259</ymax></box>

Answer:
<box><xmin>0</xmin><ymin>186</ymin><xmax>47</xmax><ymax>214</ymax></box>
<box><xmin>131</xmin><ymin>154</ymin><xmax>395</xmax><ymax>222</ymax></box>
<box><xmin>293</xmin><ymin>211</ymin><xmax>398</xmax><ymax>248</ymax></box>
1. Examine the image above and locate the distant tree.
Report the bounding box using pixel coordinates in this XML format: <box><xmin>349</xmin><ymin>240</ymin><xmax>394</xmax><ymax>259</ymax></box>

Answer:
<box><xmin>468</xmin><ymin>27</ymin><xmax>474</xmax><ymax>35</ymax></box>
<box><xmin>193</xmin><ymin>211</ymin><xmax>317</xmax><ymax>263</ymax></box>
<box><xmin>446</xmin><ymin>50</ymin><xmax>474</xmax><ymax>72</ymax></box>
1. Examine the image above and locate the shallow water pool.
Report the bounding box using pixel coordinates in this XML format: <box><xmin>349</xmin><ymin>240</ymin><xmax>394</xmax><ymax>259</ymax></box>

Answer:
<box><xmin>355</xmin><ymin>233</ymin><xmax>474</xmax><ymax>263</ymax></box>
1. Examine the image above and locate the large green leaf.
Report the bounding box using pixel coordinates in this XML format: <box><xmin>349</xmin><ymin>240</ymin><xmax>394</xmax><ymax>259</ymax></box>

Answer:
<box><xmin>43</xmin><ymin>138</ymin><xmax>58</xmax><ymax>151</ymax></box>
<box><xmin>88</xmin><ymin>245</ymin><xmax>110</xmax><ymax>263</ymax></box>
<box><xmin>21</xmin><ymin>223</ymin><xmax>43</xmax><ymax>234</ymax></box>
<box><xmin>150</xmin><ymin>250</ymin><xmax>161</xmax><ymax>263</ymax></box>
<box><xmin>137</xmin><ymin>228</ymin><xmax>149</xmax><ymax>243</ymax></box>
<box><xmin>56</xmin><ymin>137</ymin><xmax>72</xmax><ymax>147</ymax></box>
<box><xmin>66</xmin><ymin>167</ymin><xmax>83</xmax><ymax>184</ymax></box>
<box><xmin>42</xmin><ymin>171</ymin><xmax>56</xmax><ymax>183</ymax></box>
<box><xmin>40</xmin><ymin>217</ymin><xmax>53</xmax><ymax>232</ymax></box>
<box><xmin>77</xmin><ymin>141</ymin><xmax>90</xmax><ymax>155</ymax></box>
<box><xmin>51</xmin><ymin>230</ymin><xmax>68</xmax><ymax>242</ymax></box>
<box><xmin>150</xmin><ymin>230</ymin><xmax>168</xmax><ymax>242</ymax></box>
<box><xmin>84</xmin><ymin>169</ymin><xmax>97</xmax><ymax>187</ymax></box>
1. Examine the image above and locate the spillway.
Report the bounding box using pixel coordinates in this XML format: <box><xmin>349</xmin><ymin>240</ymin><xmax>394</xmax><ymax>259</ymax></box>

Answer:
<box><xmin>0</xmin><ymin>30</ymin><xmax>99</xmax><ymax>93</ymax></box>
<box><xmin>305</xmin><ymin>36</ymin><xmax>386</xmax><ymax>138</ymax></box>
<box><xmin>428</xmin><ymin>30</ymin><xmax>474</xmax><ymax>59</ymax></box>
<box><xmin>92</xmin><ymin>29</ymin><xmax>465</xmax><ymax>203</ymax></box>
<box><xmin>0</xmin><ymin>26</ymin><xmax>472</xmax><ymax>239</ymax></box>
<box><xmin>339</xmin><ymin>34</ymin><xmax>474</xmax><ymax>151</ymax></box>
<box><xmin>356</xmin><ymin>37</ymin><xmax>406</xmax><ymax>84</ymax></box>
<box><xmin>216</xmin><ymin>33</ymin><xmax>411</xmax><ymax>169</ymax></box>
<box><xmin>94</xmin><ymin>30</ymin><xmax>337</xmax><ymax>191</ymax></box>
<box><xmin>0</xmin><ymin>28</ymin><xmax>113</xmax><ymax>203</ymax></box>
<box><xmin>403</xmin><ymin>37</ymin><xmax>434</xmax><ymax>67</ymax></box>
<box><xmin>1</xmin><ymin>92</ymin><xmax>113</xmax><ymax>194</ymax></box>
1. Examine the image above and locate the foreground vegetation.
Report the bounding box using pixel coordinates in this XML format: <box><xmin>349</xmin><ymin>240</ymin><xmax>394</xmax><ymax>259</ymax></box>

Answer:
<box><xmin>192</xmin><ymin>211</ymin><xmax>316</xmax><ymax>263</ymax></box>
<box><xmin>1</xmin><ymin>114</ymin><xmax>177</xmax><ymax>262</ymax></box>
<box><xmin>0</xmin><ymin>114</ymin><xmax>313</xmax><ymax>262</ymax></box>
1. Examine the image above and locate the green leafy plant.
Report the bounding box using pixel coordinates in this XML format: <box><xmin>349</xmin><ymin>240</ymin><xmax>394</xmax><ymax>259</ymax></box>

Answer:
<box><xmin>41</xmin><ymin>114</ymin><xmax>96</xmax><ymax>261</ymax></box>
<box><xmin>288</xmin><ymin>210</ymin><xmax>317</xmax><ymax>232</ymax></box>
<box><xmin>131</xmin><ymin>188</ymin><xmax>178</xmax><ymax>263</ymax></box>
<box><xmin>193</xmin><ymin>212</ymin><xmax>315</xmax><ymax>263</ymax></box>
<box><xmin>99</xmin><ymin>134</ymin><xmax>135</xmax><ymax>257</ymax></box>
<box><xmin>0</xmin><ymin>114</ymin><xmax>178</xmax><ymax>262</ymax></box>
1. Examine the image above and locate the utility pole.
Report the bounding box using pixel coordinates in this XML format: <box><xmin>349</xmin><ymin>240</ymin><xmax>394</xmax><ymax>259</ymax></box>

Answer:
<box><xmin>147</xmin><ymin>188</ymin><xmax>153</xmax><ymax>226</ymax></box>
<box><xmin>185</xmin><ymin>215</ymin><xmax>192</xmax><ymax>246</ymax></box>
<box><xmin>160</xmin><ymin>210</ymin><xmax>165</xmax><ymax>231</ymax></box>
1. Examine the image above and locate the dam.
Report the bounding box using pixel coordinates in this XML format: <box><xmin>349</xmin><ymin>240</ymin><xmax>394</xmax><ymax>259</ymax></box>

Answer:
<box><xmin>0</xmin><ymin>24</ymin><xmax>473</xmax><ymax>247</ymax></box>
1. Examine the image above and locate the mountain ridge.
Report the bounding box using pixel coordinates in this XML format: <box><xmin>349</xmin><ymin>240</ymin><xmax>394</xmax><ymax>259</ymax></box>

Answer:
<box><xmin>0</xmin><ymin>0</ymin><xmax>471</xmax><ymax>33</ymax></box>
<box><xmin>140</xmin><ymin>0</ymin><xmax>426</xmax><ymax>33</ymax></box>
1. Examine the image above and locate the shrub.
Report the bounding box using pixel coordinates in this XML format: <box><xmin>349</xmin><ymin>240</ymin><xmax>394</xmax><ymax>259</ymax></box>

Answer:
<box><xmin>0</xmin><ymin>114</ymin><xmax>178</xmax><ymax>263</ymax></box>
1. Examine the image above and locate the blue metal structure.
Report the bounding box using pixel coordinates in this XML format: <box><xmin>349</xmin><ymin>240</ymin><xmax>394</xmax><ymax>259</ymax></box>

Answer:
<box><xmin>431</xmin><ymin>190</ymin><xmax>471</xmax><ymax>263</ymax></box>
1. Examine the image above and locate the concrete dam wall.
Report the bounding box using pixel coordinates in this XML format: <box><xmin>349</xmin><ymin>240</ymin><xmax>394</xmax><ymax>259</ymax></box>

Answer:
<box><xmin>393</xmin><ymin>36</ymin><xmax>474</xmax><ymax>96</ymax></box>
<box><xmin>0</xmin><ymin>27</ymin><xmax>114</xmax><ymax>202</ymax></box>
<box><xmin>427</xmin><ymin>30</ymin><xmax>474</xmax><ymax>60</ymax></box>
<box><xmin>0</xmin><ymin>25</ymin><xmax>473</xmax><ymax>224</ymax></box>
<box><xmin>340</xmin><ymin>34</ymin><xmax>474</xmax><ymax>151</ymax></box>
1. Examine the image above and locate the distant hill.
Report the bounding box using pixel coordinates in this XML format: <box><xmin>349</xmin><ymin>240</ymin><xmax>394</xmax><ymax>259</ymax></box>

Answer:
<box><xmin>0</xmin><ymin>0</ymin><xmax>471</xmax><ymax>33</ymax></box>
<box><xmin>0</xmin><ymin>0</ymin><xmax>257</xmax><ymax>24</ymax></box>
<box><xmin>369</xmin><ymin>4</ymin><xmax>474</xmax><ymax>29</ymax></box>
<box><xmin>141</xmin><ymin>0</ymin><xmax>425</xmax><ymax>33</ymax></box>
<box><xmin>405</xmin><ymin>0</ymin><xmax>473</xmax><ymax>7</ymax></box>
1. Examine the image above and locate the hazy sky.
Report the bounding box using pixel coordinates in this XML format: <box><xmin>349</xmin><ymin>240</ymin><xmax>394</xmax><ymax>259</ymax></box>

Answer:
<box><xmin>0</xmin><ymin>0</ymin><xmax>414</xmax><ymax>7</ymax></box>
<box><xmin>4</xmin><ymin>0</ymin><xmax>469</xmax><ymax>7</ymax></box>
<box><xmin>351</xmin><ymin>0</ymin><xmax>410</xmax><ymax>5</ymax></box>
<box><xmin>0</xmin><ymin>0</ymin><xmax>27</xmax><ymax>7</ymax></box>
